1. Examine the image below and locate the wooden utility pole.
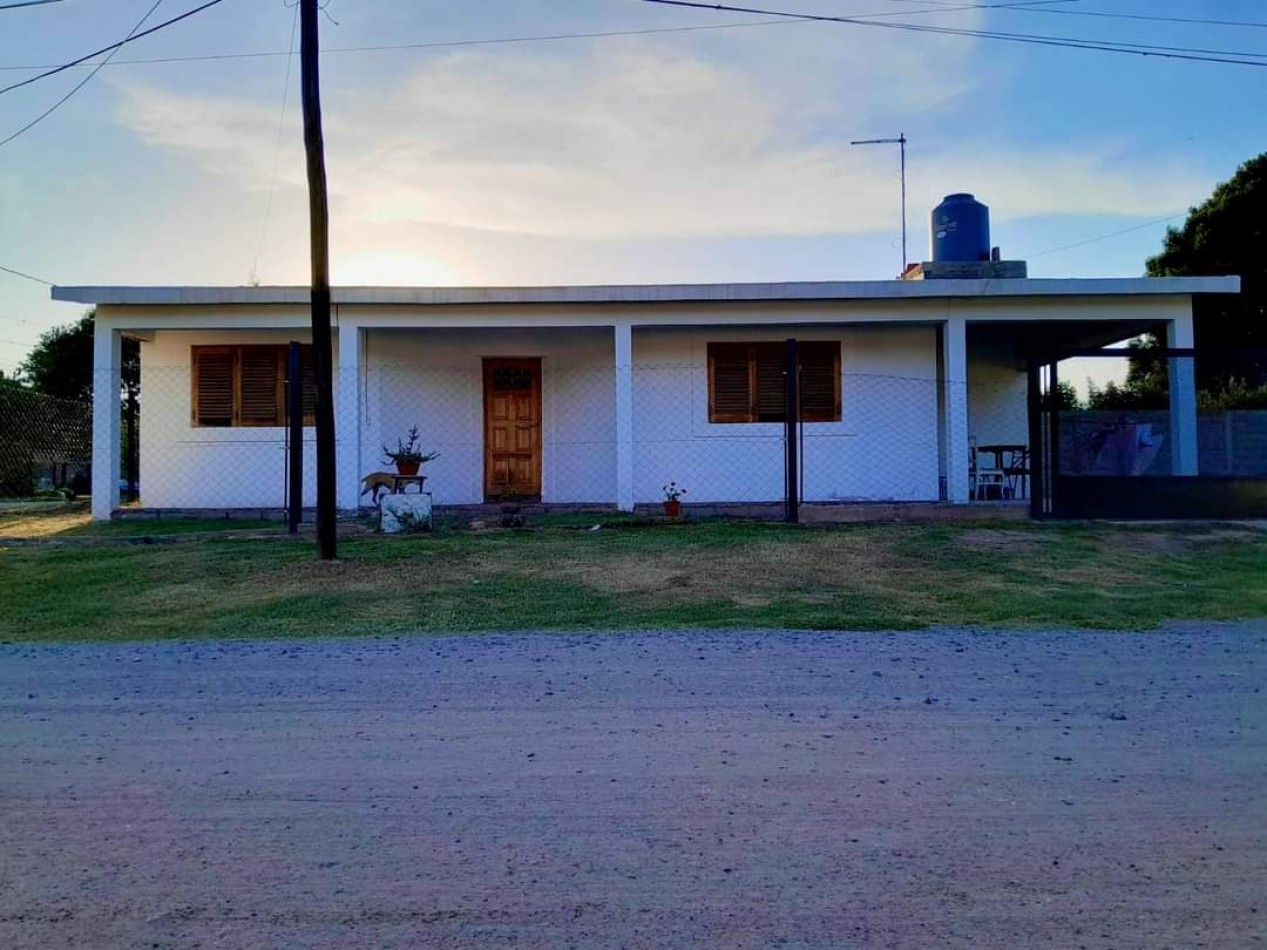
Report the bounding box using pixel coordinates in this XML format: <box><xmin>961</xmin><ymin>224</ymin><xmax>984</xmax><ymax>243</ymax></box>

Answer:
<box><xmin>299</xmin><ymin>0</ymin><xmax>337</xmax><ymax>559</ymax></box>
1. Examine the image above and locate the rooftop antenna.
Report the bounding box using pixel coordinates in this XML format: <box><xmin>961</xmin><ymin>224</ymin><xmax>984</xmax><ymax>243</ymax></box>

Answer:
<box><xmin>850</xmin><ymin>133</ymin><xmax>907</xmax><ymax>275</ymax></box>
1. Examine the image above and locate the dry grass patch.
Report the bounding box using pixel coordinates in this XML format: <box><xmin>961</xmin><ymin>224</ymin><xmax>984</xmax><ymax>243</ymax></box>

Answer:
<box><xmin>0</xmin><ymin>505</ymin><xmax>91</xmax><ymax>539</ymax></box>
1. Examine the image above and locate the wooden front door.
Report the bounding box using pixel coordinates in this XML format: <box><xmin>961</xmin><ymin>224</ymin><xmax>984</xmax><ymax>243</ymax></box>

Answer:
<box><xmin>483</xmin><ymin>358</ymin><xmax>542</xmax><ymax>500</ymax></box>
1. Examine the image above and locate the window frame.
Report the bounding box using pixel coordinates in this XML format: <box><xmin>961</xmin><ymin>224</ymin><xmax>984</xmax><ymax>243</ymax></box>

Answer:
<box><xmin>706</xmin><ymin>341</ymin><xmax>841</xmax><ymax>425</ymax></box>
<box><xmin>191</xmin><ymin>344</ymin><xmax>316</xmax><ymax>428</ymax></box>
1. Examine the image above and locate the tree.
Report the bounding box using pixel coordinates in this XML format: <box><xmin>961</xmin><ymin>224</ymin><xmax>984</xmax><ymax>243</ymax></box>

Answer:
<box><xmin>19</xmin><ymin>310</ymin><xmax>95</xmax><ymax>401</ymax></box>
<box><xmin>1147</xmin><ymin>152</ymin><xmax>1267</xmax><ymax>384</ymax></box>
<box><xmin>18</xmin><ymin>309</ymin><xmax>139</xmax><ymax>403</ymax></box>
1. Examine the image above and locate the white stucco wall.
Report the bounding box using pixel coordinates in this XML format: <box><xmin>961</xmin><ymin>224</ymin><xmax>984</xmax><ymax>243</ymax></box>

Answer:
<box><xmin>968</xmin><ymin>341</ymin><xmax>1029</xmax><ymax>447</ymax></box>
<box><xmin>138</xmin><ymin>329</ymin><xmax>330</xmax><ymax>509</ymax></box>
<box><xmin>363</xmin><ymin>327</ymin><xmax>616</xmax><ymax>505</ymax></box>
<box><xmin>632</xmin><ymin>326</ymin><xmax>941</xmax><ymax>503</ymax></box>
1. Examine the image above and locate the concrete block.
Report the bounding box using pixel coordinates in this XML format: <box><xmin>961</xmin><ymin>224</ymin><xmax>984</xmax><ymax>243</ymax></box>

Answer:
<box><xmin>381</xmin><ymin>493</ymin><xmax>433</xmax><ymax>534</ymax></box>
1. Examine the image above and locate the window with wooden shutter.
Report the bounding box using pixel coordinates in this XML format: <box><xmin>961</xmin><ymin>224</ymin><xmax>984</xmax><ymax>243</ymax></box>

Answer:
<box><xmin>297</xmin><ymin>345</ymin><xmax>318</xmax><ymax>421</ymax></box>
<box><xmin>798</xmin><ymin>342</ymin><xmax>842</xmax><ymax>422</ymax></box>
<box><xmin>193</xmin><ymin>348</ymin><xmax>235</xmax><ymax>427</ymax></box>
<box><xmin>239</xmin><ymin>346</ymin><xmax>283</xmax><ymax>425</ymax></box>
<box><xmin>707</xmin><ymin>341</ymin><xmax>840</xmax><ymax>424</ymax></box>
<box><xmin>191</xmin><ymin>344</ymin><xmax>315</xmax><ymax>427</ymax></box>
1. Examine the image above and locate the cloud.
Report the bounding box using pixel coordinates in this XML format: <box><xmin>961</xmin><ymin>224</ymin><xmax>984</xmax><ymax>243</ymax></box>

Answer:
<box><xmin>113</xmin><ymin>27</ymin><xmax>1212</xmax><ymax>241</ymax></box>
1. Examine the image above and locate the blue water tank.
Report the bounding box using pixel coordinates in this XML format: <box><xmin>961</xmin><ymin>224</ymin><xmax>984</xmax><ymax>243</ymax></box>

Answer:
<box><xmin>931</xmin><ymin>193</ymin><xmax>990</xmax><ymax>263</ymax></box>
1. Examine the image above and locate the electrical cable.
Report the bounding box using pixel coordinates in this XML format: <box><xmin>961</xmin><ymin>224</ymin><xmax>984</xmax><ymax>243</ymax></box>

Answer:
<box><xmin>249</xmin><ymin>0</ymin><xmax>300</xmax><ymax>285</ymax></box>
<box><xmin>0</xmin><ymin>0</ymin><xmax>165</xmax><ymax>149</ymax></box>
<box><xmin>641</xmin><ymin>0</ymin><xmax>1267</xmax><ymax>67</ymax></box>
<box><xmin>0</xmin><ymin>262</ymin><xmax>55</xmax><ymax>285</ymax></box>
<box><xmin>0</xmin><ymin>0</ymin><xmax>226</xmax><ymax>96</ymax></box>
<box><xmin>1025</xmin><ymin>213</ymin><xmax>1186</xmax><ymax>258</ymax></box>
<box><xmin>0</xmin><ymin>3</ymin><xmax>1076</xmax><ymax>72</ymax></box>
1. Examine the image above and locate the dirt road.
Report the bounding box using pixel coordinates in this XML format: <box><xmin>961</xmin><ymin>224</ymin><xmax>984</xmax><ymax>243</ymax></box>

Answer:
<box><xmin>2</xmin><ymin>627</ymin><xmax>1264</xmax><ymax>948</ymax></box>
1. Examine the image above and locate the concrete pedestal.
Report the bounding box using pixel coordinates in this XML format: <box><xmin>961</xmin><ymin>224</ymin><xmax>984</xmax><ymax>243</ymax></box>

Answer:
<box><xmin>380</xmin><ymin>493</ymin><xmax>433</xmax><ymax>534</ymax></box>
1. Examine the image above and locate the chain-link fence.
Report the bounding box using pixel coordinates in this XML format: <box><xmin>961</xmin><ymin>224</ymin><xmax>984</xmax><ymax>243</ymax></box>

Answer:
<box><xmin>120</xmin><ymin>358</ymin><xmax>1032</xmax><ymax>514</ymax></box>
<box><xmin>0</xmin><ymin>387</ymin><xmax>91</xmax><ymax>497</ymax></box>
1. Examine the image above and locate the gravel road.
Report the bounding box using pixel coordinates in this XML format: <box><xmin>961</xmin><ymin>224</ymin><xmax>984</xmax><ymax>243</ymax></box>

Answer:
<box><xmin>2</xmin><ymin>627</ymin><xmax>1265</xmax><ymax>949</ymax></box>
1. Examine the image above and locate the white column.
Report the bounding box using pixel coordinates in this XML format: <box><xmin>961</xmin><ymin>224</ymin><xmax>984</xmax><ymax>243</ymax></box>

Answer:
<box><xmin>1167</xmin><ymin>313</ymin><xmax>1199</xmax><ymax>476</ymax></box>
<box><xmin>336</xmin><ymin>322</ymin><xmax>364</xmax><ymax>511</ymax></box>
<box><xmin>91</xmin><ymin>318</ymin><xmax>122</xmax><ymax>520</ymax></box>
<box><xmin>613</xmin><ymin>321</ymin><xmax>634</xmax><ymax>511</ymax></box>
<box><xmin>942</xmin><ymin>317</ymin><xmax>971</xmax><ymax>503</ymax></box>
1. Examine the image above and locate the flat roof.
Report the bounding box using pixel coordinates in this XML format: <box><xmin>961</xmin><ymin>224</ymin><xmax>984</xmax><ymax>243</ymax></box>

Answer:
<box><xmin>51</xmin><ymin>276</ymin><xmax>1239</xmax><ymax>308</ymax></box>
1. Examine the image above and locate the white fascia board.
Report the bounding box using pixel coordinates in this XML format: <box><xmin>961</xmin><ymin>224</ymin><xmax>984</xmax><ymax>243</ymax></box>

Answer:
<box><xmin>53</xmin><ymin>275</ymin><xmax>1240</xmax><ymax>308</ymax></box>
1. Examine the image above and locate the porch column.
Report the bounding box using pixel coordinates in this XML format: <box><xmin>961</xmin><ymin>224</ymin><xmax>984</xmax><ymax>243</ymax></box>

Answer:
<box><xmin>336</xmin><ymin>321</ymin><xmax>364</xmax><ymax>511</ymax></box>
<box><xmin>91</xmin><ymin>318</ymin><xmax>122</xmax><ymax>521</ymax></box>
<box><xmin>613</xmin><ymin>321</ymin><xmax>634</xmax><ymax>511</ymax></box>
<box><xmin>941</xmin><ymin>317</ymin><xmax>971</xmax><ymax>503</ymax></box>
<box><xmin>1167</xmin><ymin>313</ymin><xmax>1199</xmax><ymax>476</ymax></box>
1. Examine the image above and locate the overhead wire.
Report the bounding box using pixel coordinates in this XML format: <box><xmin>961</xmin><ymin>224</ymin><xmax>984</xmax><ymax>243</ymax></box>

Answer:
<box><xmin>0</xmin><ymin>2</ymin><xmax>1098</xmax><ymax>72</ymax></box>
<box><xmin>1025</xmin><ymin>213</ymin><xmax>1186</xmax><ymax>259</ymax></box>
<box><xmin>249</xmin><ymin>0</ymin><xmax>300</xmax><ymax>285</ymax></box>
<box><xmin>641</xmin><ymin>0</ymin><xmax>1267</xmax><ymax>67</ymax></box>
<box><xmin>0</xmin><ymin>0</ymin><xmax>166</xmax><ymax>149</ymax></box>
<box><xmin>0</xmin><ymin>262</ymin><xmax>55</xmax><ymax>285</ymax></box>
<box><xmin>0</xmin><ymin>0</ymin><xmax>227</xmax><ymax>96</ymax></box>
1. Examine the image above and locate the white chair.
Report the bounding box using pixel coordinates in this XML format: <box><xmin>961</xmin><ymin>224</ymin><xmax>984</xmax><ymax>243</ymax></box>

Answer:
<box><xmin>970</xmin><ymin>440</ymin><xmax>1006</xmax><ymax>501</ymax></box>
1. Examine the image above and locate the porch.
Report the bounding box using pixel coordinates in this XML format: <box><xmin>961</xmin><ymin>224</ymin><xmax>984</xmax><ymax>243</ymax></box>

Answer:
<box><xmin>87</xmin><ymin>303</ymin><xmax>1200</xmax><ymax>519</ymax></box>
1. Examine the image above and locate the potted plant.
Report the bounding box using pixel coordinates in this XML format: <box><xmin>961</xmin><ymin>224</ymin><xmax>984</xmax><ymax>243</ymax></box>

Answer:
<box><xmin>383</xmin><ymin>425</ymin><xmax>439</xmax><ymax>477</ymax></box>
<box><xmin>662</xmin><ymin>481</ymin><xmax>686</xmax><ymax>518</ymax></box>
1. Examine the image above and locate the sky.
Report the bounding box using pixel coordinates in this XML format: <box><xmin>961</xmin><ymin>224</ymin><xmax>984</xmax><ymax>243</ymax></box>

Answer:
<box><xmin>1</xmin><ymin>0</ymin><xmax>1265</xmax><ymax>376</ymax></box>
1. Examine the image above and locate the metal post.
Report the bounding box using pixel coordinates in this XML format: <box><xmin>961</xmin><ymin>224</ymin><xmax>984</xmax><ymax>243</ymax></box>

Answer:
<box><xmin>785</xmin><ymin>338</ymin><xmax>799</xmax><ymax>524</ymax></box>
<box><xmin>287</xmin><ymin>341</ymin><xmax>303</xmax><ymax>535</ymax></box>
<box><xmin>1026</xmin><ymin>358</ymin><xmax>1045</xmax><ymax>519</ymax></box>
<box><xmin>125</xmin><ymin>381</ymin><xmax>139</xmax><ymax>503</ymax></box>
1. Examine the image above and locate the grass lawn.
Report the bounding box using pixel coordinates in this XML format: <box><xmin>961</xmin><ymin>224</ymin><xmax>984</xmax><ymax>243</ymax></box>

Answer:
<box><xmin>1</xmin><ymin>505</ymin><xmax>1265</xmax><ymax>641</ymax></box>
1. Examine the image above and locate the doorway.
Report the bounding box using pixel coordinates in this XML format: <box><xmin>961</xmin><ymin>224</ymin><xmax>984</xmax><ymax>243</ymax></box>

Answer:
<box><xmin>483</xmin><ymin>358</ymin><xmax>542</xmax><ymax>501</ymax></box>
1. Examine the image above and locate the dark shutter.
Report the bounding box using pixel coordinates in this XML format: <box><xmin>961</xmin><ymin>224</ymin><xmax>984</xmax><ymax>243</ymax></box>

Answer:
<box><xmin>709</xmin><ymin>343</ymin><xmax>752</xmax><ymax>423</ymax></box>
<box><xmin>799</xmin><ymin>342</ymin><xmax>840</xmax><ymax>422</ymax></box>
<box><xmin>193</xmin><ymin>348</ymin><xmax>234</xmax><ymax>427</ymax></box>
<box><xmin>753</xmin><ymin>344</ymin><xmax>787</xmax><ymax>422</ymax></box>
<box><xmin>239</xmin><ymin>347</ymin><xmax>282</xmax><ymax>425</ymax></box>
<box><xmin>298</xmin><ymin>345</ymin><xmax>318</xmax><ymax>422</ymax></box>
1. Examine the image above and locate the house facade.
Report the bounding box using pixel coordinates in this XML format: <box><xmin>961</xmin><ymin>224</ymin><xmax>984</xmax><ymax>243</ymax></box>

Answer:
<box><xmin>57</xmin><ymin>277</ymin><xmax>1237</xmax><ymax>520</ymax></box>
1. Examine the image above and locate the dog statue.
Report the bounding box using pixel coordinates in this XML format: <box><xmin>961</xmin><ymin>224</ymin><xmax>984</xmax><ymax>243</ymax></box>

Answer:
<box><xmin>360</xmin><ymin>472</ymin><xmax>400</xmax><ymax>504</ymax></box>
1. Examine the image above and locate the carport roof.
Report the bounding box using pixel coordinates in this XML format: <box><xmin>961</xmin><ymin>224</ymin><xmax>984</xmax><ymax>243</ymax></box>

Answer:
<box><xmin>52</xmin><ymin>276</ymin><xmax>1239</xmax><ymax>308</ymax></box>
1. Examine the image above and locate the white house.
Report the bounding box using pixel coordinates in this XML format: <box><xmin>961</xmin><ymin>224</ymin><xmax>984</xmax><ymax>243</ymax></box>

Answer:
<box><xmin>56</xmin><ymin>275</ymin><xmax>1238</xmax><ymax>520</ymax></box>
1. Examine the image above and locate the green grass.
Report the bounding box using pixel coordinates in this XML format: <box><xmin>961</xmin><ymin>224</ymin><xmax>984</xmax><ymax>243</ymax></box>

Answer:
<box><xmin>2</xmin><ymin>517</ymin><xmax>1265</xmax><ymax>641</ymax></box>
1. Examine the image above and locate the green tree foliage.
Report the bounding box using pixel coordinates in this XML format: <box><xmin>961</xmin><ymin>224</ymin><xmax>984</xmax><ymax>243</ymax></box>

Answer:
<box><xmin>18</xmin><ymin>309</ymin><xmax>139</xmax><ymax>402</ymax></box>
<box><xmin>1146</xmin><ymin>152</ymin><xmax>1267</xmax><ymax>379</ymax></box>
<box><xmin>19</xmin><ymin>310</ymin><xmax>96</xmax><ymax>401</ymax></box>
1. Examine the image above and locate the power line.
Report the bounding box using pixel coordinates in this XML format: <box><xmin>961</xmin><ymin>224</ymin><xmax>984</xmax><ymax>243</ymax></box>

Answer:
<box><xmin>1025</xmin><ymin>213</ymin><xmax>1186</xmax><ymax>259</ymax></box>
<box><xmin>0</xmin><ymin>0</ymin><xmax>68</xmax><ymax>8</ymax></box>
<box><xmin>249</xmin><ymin>1</ymin><xmax>300</xmax><ymax>285</ymax></box>
<box><xmin>0</xmin><ymin>0</ymin><xmax>227</xmax><ymax>96</ymax></box>
<box><xmin>0</xmin><ymin>4</ymin><xmax>1070</xmax><ymax>72</ymax></box>
<box><xmin>0</xmin><ymin>262</ymin><xmax>54</xmax><ymax>285</ymax></box>
<box><xmin>0</xmin><ymin>18</ymin><xmax>819</xmax><ymax>71</ymax></box>
<box><xmin>641</xmin><ymin>0</ymin><xmax>1267</xmax><ymax>67</ymax></box>
<box><xmin>0</xmin><ymin>0</ymin><xmax>165</xmax><ymax>149</ymax></box>
<box><xmin>997</xmin><ymin>6</ymin><xmax>1267</xmax><ymax>30</ymax></box>
<box><xmin>870</xmin><ymin>0</ymin><xmax>1267</xmax><ymax>28</ymax></box>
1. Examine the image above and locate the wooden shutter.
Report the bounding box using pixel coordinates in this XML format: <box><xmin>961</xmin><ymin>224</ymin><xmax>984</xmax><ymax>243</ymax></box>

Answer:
<box><xmin>299</xmin><ymin>345</ymin><xmax>318</xmax><ymax>423</ymax></box>
<box><xmin>192</xmin><ymin>348</ymin><xmax>234</xmax><ymax>427</ymax></box>
<box><xmin>753</xmin><ymin>343</ymin><xmax>787</xmax><ymax>422</ymax></box>
<box><xmin>798</xmin><ymin>342</ymin><xmax>841</xmax><ymax>422</ymax></box>
<box><xmin>709</xmin><ymin>343</ymin><xmax>753</xmax><ymax>423</ymax></box>
<box><xmin>239</xmin><ymin>346</ymin><xmax>283</xmax><ymax>426</ymax></box>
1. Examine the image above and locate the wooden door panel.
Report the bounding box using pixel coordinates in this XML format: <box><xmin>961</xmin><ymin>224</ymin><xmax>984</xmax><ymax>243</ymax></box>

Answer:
<box><xmin>484</xmin><ymin>358</ymin><xmax>542</xmax><ymax>500</ymax></box>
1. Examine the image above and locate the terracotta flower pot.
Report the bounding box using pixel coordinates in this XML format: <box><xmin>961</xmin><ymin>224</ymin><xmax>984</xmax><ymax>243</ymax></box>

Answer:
<box><xmin>663</xmin><ymin>499</ymin><xmax>681</xmax><ymax>518</ymax></box>
<box><xmin>396</xmin><ymin>461</ymin><xmax>420</xmax><ymax>477</ymax></box>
